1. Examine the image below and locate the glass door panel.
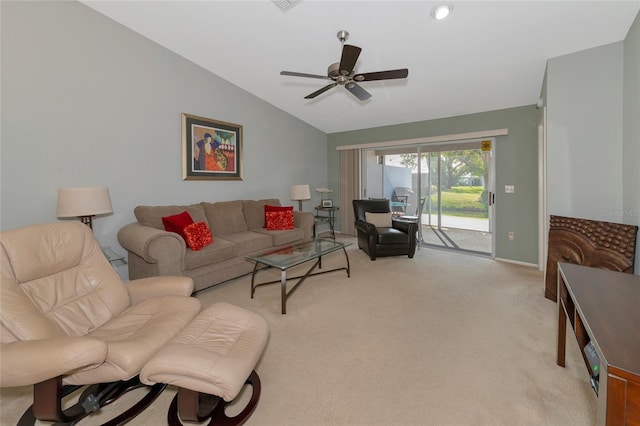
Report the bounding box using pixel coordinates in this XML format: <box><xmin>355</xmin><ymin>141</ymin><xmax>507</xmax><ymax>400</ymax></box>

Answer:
<box><xmin>362</xmin><ymin>147</ymin><xmax>419</xmax><ymax>210</ymax></box>
<box><xmin>421</xmin><ymin>144</ymin><xmax>492</xmax><ymax>255</ymax></box>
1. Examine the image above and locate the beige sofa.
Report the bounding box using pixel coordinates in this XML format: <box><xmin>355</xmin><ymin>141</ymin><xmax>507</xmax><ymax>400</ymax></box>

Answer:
<box><xmin>118</xmin><ymin>199</ymin><xmax>314</xmax><ymax>292</ymax></box>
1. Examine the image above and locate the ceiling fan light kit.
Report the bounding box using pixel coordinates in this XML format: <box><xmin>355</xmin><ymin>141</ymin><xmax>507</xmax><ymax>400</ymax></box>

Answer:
<box><xmin>280</xmin><ymin>30</ymin><xmax>409</xmax><ymax>102</ymax></box>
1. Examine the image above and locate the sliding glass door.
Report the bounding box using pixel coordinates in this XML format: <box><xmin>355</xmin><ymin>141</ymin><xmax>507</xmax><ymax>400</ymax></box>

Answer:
<box><xmin>362</xmin><ymin>139</ymin><xmax>494</xmax><ymax>256</ymax></box>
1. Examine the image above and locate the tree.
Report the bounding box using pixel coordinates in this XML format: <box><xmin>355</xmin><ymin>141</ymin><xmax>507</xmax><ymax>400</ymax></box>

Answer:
<box><xmin>399</xmin><ymin>153</ymin><xmax>419</xmax><ymax>169</ymax></box>
<box><xmin>399</xmin><ymin>149</ymin><xmax>488</xmax><ymax>190</ymax></box>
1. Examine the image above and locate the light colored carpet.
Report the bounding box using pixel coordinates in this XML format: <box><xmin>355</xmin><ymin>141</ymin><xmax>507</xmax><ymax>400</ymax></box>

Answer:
<box><xmin>421</xmin><ymin>226</ymin><xmax>492</xmax><ymax>254</ymax></box>
<box><xmin>0</xmin><ymin>236</ymin><xmax>596</xmax><ymax>426</ymax></box>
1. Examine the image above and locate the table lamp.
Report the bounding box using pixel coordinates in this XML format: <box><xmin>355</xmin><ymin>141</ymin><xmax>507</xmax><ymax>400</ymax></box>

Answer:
<box><xmin>56</xmin><ymin>186</ymin><xmax>113</xmax><ymax>229</ymax></box>
<box><xmin>290</xmin><ymin>184</ymin><xmax>310</xmax><ymax>211</ymax></box>
<box><xmin>316</xmin><ymin>187</ymin><xmax>332</xmax><ymax>201</ymax></box>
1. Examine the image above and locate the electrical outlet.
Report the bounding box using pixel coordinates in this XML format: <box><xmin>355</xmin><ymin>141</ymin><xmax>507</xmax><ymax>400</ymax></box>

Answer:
<box><xmin>505</xmin><ymin>185</ymin><xmax>515</xmax><ymax>193</ymax></box>
<box><xmin>508</xmin><ymin>231</ymin><xmax>515</xmax><ymax>241</ymax></box>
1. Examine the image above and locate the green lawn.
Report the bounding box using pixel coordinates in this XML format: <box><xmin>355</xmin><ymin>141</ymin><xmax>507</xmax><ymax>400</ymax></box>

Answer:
<box><xmin>426</xmin><ymin>186</ymin><xmax>488</xmax><ymax>218</ymax></box>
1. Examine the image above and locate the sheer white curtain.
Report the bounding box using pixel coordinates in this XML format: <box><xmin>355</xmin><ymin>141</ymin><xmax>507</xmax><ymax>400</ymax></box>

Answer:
<box><xmin>339</xmin><ymin>149</ymin><xmax>360</xmax><ymax>236</ymax></box>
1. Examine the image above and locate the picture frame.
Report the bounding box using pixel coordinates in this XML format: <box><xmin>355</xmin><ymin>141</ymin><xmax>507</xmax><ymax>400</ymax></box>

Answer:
<box><xmin>321</xmin><ymin>199</ymin><xmax>333</xmax><ymax>208</ymax></box>
<box><xmin>182</xmin><ymin>113</ymin><xmax>243</xmax><ymax>180</ymax></box>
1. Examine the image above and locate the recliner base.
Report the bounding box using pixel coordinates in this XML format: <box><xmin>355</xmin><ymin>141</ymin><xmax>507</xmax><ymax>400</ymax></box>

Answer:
<box><xmin>169</xmin><ymin>370</ymin><xmax>261</xmax><ymax>426</ymax></box>
<box><xmin>18</xmin><ymin>376</ymin><xmax>165</xmax><ymax>426</ymax></box>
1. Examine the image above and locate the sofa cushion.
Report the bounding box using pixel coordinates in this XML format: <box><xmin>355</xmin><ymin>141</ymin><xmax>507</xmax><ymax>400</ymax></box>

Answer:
<box><xmin>219</xmin><ymin>231</ymin><xmax>272</xmax><ymax>256</ymax></box>
<box><xmin>183</xmin><ymin>222</ymin><xmax>213</xmax><ymax>251</ymax></box>
<box><xmin>202</xmin><ymin>201</ymin><xmax>247</xmax><ymax>236</ymax></box>
<box><xmin>251</xmin><ymin>228</ymin><xmax>304</xmax><ymax>247</ymax></box>
<box><xmin>242</xmin><ymin>199</ymin><xmax>280</xmax><ymax>229</ymax></box>
<box><xmin>184</xmin><ymin>237</ymin><xmax>237</xmax><ymax>270</ymax></box>
<box><xmin>135</xmin><ymin>204</ymin><xmax>207</xmax><ymax>230</ymax></box>
<box><xmin>162</xmin><ymin>211</ymin><xmax>194</xmax><ymax>240</ymax></box>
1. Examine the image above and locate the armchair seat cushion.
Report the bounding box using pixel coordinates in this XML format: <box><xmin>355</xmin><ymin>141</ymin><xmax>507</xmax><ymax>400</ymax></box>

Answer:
<box><xmin>67</xmin><ymin>296</ymin><xmax>201</xmax><ymax>385</ymax></box>
<box><xmin>377</xmin><ymin>227</ymin><xmax>412</xmax><ymax>245</ymax></box>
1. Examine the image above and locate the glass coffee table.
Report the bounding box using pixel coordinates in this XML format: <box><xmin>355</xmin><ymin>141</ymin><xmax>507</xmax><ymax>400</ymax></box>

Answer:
<box><xmin>246</xmin><ymin>239</ymin><xmax>352</xmax><ymax>314</ymax></box>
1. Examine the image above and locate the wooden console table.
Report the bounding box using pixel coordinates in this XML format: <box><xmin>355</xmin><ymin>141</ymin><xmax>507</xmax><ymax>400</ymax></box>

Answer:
<box><xmin>557</xmin><ymin>263</ymin><xmax>640</xmax><ymax>425</ymax></box>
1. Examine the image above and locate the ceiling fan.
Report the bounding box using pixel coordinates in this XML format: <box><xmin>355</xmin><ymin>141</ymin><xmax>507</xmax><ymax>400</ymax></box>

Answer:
<box><xmin>280</xmin><ymin>30</ymin><xmax>408</xmax><ymax>101</ymax></box>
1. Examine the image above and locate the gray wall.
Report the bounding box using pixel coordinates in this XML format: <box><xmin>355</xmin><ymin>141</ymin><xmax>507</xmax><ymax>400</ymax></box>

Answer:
<box><xmin>545</xmin><ymin>11</ymin><xmax>640</xmax><ymax>274</ymax></box>
<box><xmin>546</xmin><ymin>42</ymin><xmax>624</xmax><ymax>219</ymax></box>
<box><xmin>327</xmin><ymin>106</ymin><xmax>539</xmax><ymax>265</ymax></box>
<box><xmin>623</xmin><ymin>13</ymin><xmax>640</xmax><ymax>249</ymax></box>
<box><xmin>1</xmin><ymin>1</ymin><xmax>327</xmax><ymax>277</ymax></box>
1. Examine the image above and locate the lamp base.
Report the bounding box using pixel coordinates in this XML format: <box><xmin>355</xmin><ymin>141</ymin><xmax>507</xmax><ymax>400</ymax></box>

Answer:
<box><xmin>79</xmin><ymin>215</ymin><xmax>95</xmax><ymax>229</ymax></box>
<box><xmin>297</xmin><ymin>201</ymin><xmax>303</xmax><ymax>211</ymax></box>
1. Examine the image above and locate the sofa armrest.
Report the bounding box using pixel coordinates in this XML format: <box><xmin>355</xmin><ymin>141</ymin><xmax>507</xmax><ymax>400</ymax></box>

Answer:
<box><xmin>294</xmin><ymin>211</ymin><xmax>315</xmax><ymax>241</ymax></box>
<box><xmin>1</xmin><ymin>338</ymin><xmax>107</xmax><ymax>387</ymax></box>
<box><xmin>126</xmin><ymin>276</ymin><xmax>195</xmax><ymax>305</ymax></box>
<box><xmin>117</xmin><ymin>222</ymin><xmax>186</xmax><ymax>275</ymax></box>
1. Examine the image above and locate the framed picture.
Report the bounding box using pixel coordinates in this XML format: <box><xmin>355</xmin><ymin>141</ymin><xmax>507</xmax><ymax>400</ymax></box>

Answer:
<box><xmin>182</xmin><ymin>113</ymin><xmax>243</xmax><ymax>180</ymax></box>
<box><xmin>322</xmin><ymin>199</ymin><xmax>333</xmax><ymax>208</ymax></box>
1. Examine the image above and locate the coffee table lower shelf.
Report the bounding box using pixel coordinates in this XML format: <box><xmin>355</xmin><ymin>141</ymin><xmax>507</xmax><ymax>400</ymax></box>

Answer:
<box><xmin>247</xmin><ymin>239</ymin><xmax>351</xmax><ymax>314</ymax></box>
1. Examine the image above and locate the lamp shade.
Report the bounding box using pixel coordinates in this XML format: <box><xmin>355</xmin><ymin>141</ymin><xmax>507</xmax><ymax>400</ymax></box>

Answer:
<box><xmin>56</xmin><ymin>187</ymin><xmax>113</xmax><ymax>218</ymax></box>
<box><xmin>290</xmin><ymin>184</ymin><xmax>311</xmax><ymax>201</ymax></box>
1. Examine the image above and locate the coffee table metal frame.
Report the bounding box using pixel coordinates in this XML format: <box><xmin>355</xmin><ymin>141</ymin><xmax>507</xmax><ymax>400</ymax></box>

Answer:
<box><xmin>246</xmin><ymin>239</ymin><xmax>352</xmax><ymax>314</ymax></box>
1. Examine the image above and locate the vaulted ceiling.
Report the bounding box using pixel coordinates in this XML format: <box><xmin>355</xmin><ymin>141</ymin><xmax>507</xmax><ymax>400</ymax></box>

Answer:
<box><xmin>82</xmin><ymin>1</ymin><xmax>639</xmax><ymax>133</ymax></box>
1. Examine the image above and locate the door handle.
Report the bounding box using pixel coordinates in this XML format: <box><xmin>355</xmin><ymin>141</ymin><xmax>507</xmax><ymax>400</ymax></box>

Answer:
<box><xmin>488</xmin><ymin>191</ymin><xmax>495</xmax><ymax>206</ymax></box>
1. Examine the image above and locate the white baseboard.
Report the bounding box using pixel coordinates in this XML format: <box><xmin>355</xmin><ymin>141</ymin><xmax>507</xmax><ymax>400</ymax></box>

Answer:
<box><xmin>495</xmin><ymin>257</ymin><xmax>538</xmax><ymax>268</ymax></box>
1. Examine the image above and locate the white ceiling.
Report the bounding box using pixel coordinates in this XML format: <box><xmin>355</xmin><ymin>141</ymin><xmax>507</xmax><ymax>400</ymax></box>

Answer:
<box><xmin>82</xmin><ymin>1</ymin><xmax>639</xmax><ymax>134</ymax></box>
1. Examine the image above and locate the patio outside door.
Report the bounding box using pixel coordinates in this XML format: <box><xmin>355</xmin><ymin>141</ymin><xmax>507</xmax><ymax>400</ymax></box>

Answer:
<box><xmin>362</xmin><ymin>139</ymin><xmax>494</xmax><ymax>256</ymax></box>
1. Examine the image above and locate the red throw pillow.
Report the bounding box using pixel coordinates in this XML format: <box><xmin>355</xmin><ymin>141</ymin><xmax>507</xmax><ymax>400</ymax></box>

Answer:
<box><xmin>162</xmin><ymin>211</ymin><xmax>194</xmax><ymax>240</ymax></box>
<box><xmin>264</xmin><ymin>205</ymin><xmax>294</xmax><ymax>227</ymax></box>
<box><xmin>183</xmin><ymin>222</ymin><xmax>213</xmax><ymax>251</ymax></box>
<box><xmin>265</xmin><ymin>210</ymin><xmax>294</xmax><ymax>230</ymax></box>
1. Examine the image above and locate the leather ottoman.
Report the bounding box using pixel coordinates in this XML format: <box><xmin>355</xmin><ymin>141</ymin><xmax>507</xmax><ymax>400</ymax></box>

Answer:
<box><xmin>140</xmin><ymin>302</ymin><xmax>269</xmax><ymax>425</ymax></box>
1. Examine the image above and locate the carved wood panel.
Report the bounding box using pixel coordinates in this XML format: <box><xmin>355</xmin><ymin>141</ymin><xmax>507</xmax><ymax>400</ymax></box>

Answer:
<box><xmin>545</xmin><ymin>215</ymin><xmax>638</xmax><ymax>301</ymax></box>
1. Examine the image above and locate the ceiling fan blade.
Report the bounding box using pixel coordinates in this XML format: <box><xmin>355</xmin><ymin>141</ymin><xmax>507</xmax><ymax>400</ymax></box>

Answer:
<box><xmin>345</xmin><ymin>82</ymin><xmax>372</xmax><ymax>101</ymax></box>
<box><xmin>353</xmin><ymin>68</ymin><xmax>409</xmax><ymax>82</ymax></box>
<box><xmin>281</xmin><ymin>71</ymin><xmax>330</xmax><ymax>80</ymax></box>
<box><xmin>338</xmin><ymin>44</ymin><xmax>361</xmax><ymax>76</ymax></box>
<box><xmin>304</xmin><ymin>83</ymin><xmax>338</xmax><ymax>99</ymax></box>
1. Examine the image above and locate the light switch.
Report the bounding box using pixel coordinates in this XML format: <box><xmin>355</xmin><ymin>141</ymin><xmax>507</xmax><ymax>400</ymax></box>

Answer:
<box><xmin>505</xmin><ymin>185</ymin><xmax>515</xmax><ymax>193</ymax></box>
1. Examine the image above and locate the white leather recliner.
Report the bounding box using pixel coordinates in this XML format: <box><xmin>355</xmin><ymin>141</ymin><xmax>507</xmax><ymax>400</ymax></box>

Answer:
<box><xmin>0</xmin><ymin>222</ymin><xmax>202</xmax><ymax>424</ymax></box>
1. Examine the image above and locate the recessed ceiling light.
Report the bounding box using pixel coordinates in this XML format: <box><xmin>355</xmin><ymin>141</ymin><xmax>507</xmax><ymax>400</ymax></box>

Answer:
<box><xmin>431</xmin><ymin>4</ymin><xmax>453</xmax><ymax>20</ymax></box>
